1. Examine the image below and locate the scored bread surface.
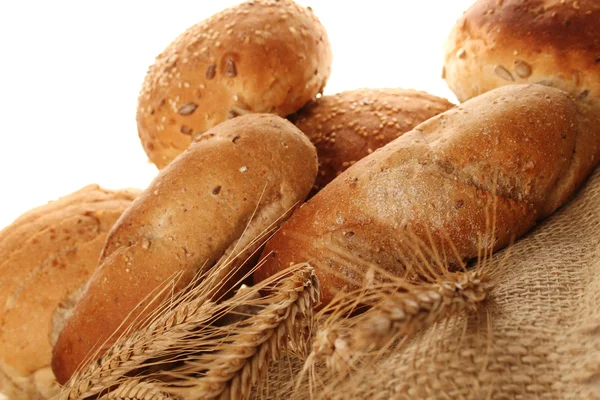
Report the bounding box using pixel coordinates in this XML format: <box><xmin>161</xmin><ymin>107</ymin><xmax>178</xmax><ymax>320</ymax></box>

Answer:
<box><xmin>255</xmin><ymin>84</ymin><xmax>600</xmax><ymax>305</ymax></box>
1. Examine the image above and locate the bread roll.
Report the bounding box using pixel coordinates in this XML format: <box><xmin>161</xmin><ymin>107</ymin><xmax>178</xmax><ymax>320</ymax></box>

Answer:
<box><xmin>137</xmin><ymin>0</ymin><xmax>332</xmax><ymax>169</ymax></box>
<box><xmin>443</xmin><ymin>0</ymin><xmax>600</xmax><ymax>104</ymax></box>
<box><xmin>52</xmin><ymin>114</ymin><xmax>318</xmax><ymax>383</ymax></box>
<box><xmin>0</xmin><ymin>185</ymin><xmax>138</xmax><ymax>400</ymax></box>
<box><xmin>255</xmin><ymin>84</ymin><xmax>600</xmax><ymax>306</ymax></box>
<box><xmin>291</xmin><ymin>89</ymin><xmax>454</xmax><ymax>192</ymax></box>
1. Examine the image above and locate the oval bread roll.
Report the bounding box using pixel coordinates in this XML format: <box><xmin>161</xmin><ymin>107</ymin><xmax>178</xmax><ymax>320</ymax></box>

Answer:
<box><xmin>292</xmin><ymin>89</ymin><xmax>454</xmax><ymax>192</ymax></box>
<box><xmin>137</xmin><ymin>0</ymin><xmax>332</xmax><ymax>169</ymax></box>
<box><xmin>52</xmin><ymin>114</ymin><xmax>318</xmax><ymax>384</ymax></box>
<box><xmin>0</xmin><ymin>185</ymin><xmax>138</xmax><ymax>400</ymax></box>
<box><xmin>255</xmin><ymin>84</ymin><xmax>600</xmax><ymax>306</ymax></box>
<box><xmin>443</xmin><ymin>0</ymin><xmax>600</xmax><ymax>104</ymax></box>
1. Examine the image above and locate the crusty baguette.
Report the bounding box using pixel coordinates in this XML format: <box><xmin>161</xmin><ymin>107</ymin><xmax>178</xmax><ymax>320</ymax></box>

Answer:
<box><xmin>443</xmin><ymin>0</ymin><xmax>600</xmax><ymax>105</ymax></box>
<box><xmin>255</xmin><ymin>84</ymin><xmax>600</xmax><ymax>306</ymax></box>
<box><xmin>0</xmin><ymin>185</ymin><xmax>138</xmax><ymax>400</ymax></box>
<box><xmin>291</xmin><ymin>89</ymin><xmax>454</xmax><ymax>192</ymax></box>
<box><xmin>137</xmin><ymin>0</ymin><xmax>332</xmax><ymax>169</ymax></box>
<box><xmin>52</xmin><ymin>114</ymin><xmax>317</xmax><ymax>384</ymax></box>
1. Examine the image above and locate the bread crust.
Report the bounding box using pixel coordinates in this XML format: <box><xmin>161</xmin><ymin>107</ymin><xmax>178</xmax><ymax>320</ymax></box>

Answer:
<box><xmin>137</xmin><ymin>0</ymin><xmax>332</xmax><ymax>168</ymax></box>
<box><xmin>0</xmin><ymin>185</ymin><xmax>137</xmax><ymax>400</ymax></box>
<box><xmin>292</xmin><ymin>89</ymin><xmax>454</xmax><ymax>192</ymax></box>
<box><xmin>255</xmin><ymin>84</ymin><xmax>600</xmax><ymax>306</ymax></box>
<box><xmin>52</xmin><ymin>114</ymin><xmax>317</xmax><ymax>384</ymax></box>
<box><xmin>443</xmin><ymin>0</ymin><xmax>600</xmax><ymax>104</ymax></box>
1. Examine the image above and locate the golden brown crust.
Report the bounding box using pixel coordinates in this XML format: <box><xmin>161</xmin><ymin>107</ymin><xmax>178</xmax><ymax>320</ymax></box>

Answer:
<box><xmin>292</xmin><ymin>89</ymin><xmax>454</xmax><ymax>192</ymax></box>
<box><xmin>254</xmin><ymin>84</ymin><xmax>600</xmax><ymax>306</ymax></box>
<box><xmin>443</xmin><ymin>0</ymin><xmax>600</xmax><ymax>104</ymax></box>
<box><xmin>52</xmin><ymin>114</ymin><xmax>318</xmax><ymax>384</ymax></box>
<box><xmin>137</xmin><ymin>0</ymin><xmax>332</xmax><ymax>169</ymax></box>
<box><xmin>0</xmin><ymin>185</ymin><xmax>138</xmax><ymax>400</ymax></box>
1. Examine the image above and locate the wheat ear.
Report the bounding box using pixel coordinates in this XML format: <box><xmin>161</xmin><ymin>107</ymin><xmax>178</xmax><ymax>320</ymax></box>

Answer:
<box><xmin>57</xmin><ymin>296</ymin><xmax>223</xmax><ymax>400</ymax></box>
<box><xmin>169</xmin><ymin>265</ymin><xmax>320</xmax><ymax>400</ymax></box>
<box><xmin>309</xmin><ymin>269</ymin><xmax>490</xmax><ymax>372</ymax></box>
<box><xmin>97</xmin><ymin>379</ymin><xmax>174</xmax><ymax>400</ymax></box>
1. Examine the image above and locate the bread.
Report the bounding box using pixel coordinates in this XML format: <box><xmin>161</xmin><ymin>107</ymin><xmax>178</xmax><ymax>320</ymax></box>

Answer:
<box><xmin>291</xmin><ymin>89</ymin><xmax>454</xmax><ymax>192</ymax></box>
<box><xmin>255</xmin><ymin>84</ymin><xmax>600</xmax><ymax>306</ymax></box>
<box><xmin>443</xmin><ymin>0</ymin><xmax>600</xmax><ymax>104</ymax></box>
<box><xmin>52</xmin><ymin>114</ymin><xmax>318</xmax><ymax>383</ymax></box>
<box><xmin>137</xmin><ymin>0</ymin><xmax>332</xmax><ymax>169</ymax></box>
<box><xmin>0</xmin><ymin>185</ymin><xmax>138</xmax><ymax>400</ymax></box>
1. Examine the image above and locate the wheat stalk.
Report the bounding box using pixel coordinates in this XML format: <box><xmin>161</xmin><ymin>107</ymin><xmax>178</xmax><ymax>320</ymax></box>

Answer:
<box><xmin>308</xmin><ymin>269</ymin><xmax>491</xmax><ymax>373</ymax></box>
<box><xmin>168</xmin><ymin>265</ymin><xmax>320</xmax><ymax>400</ymax></box>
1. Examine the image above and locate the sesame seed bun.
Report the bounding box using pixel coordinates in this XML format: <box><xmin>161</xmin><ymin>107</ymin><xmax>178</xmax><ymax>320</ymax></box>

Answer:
<box><xmin>137</xmin><ymin>0</ymin><xmax>332</xmax><ymax>169</ymax></box>
<box><xmin>292</xmin><ymin>89</ymin><xmax>454</xmax><ymax>193</ymax></box>
<box><xmin>443</xmin><ymin>0</ymin><xmax>600</xmax><ymax>105</ymax></box>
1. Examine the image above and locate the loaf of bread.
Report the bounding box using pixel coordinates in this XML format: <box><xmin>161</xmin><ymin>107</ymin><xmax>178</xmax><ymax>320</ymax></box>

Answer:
<box><xmin>443</xmin><ymin>0</ymin><xmax>600</xmax><ymax>104</ymax></box>
<box><xmin>0</xmin><ymin>185</ymin><xmax>138</xmax><ymax>400</ymax></box>
<box><xmin>291</xmin><ymin>89</ymin><xmax>454</xmax><ymax>192</ymax></box>
<box><xmin>52</xmin><ymin>114</ymin><xmax>318</xmax><ymax>383</ymax></box>
<box><xmin>137</xmin><ymin>0</ymin><xmax>332</xmax><ymax>169</ymax></box>
<box><xmin>255</xmin><ymin>84</ymin><xmax>600</xmax><ymax>306</ymax></box>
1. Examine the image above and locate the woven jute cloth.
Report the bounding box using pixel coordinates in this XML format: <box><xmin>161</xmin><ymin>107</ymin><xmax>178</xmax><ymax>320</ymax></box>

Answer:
<box><xmin>264</xmin><ymin>166</ymin><xmax>600</xmax><ymax>399</ymax></box>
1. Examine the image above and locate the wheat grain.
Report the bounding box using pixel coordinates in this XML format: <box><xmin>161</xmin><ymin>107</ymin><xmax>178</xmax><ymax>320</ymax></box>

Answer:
<box><xmin>309</xmin><ymin>269</ymin><xmax>491</xmax><ymax>372</ymax></box>
<box><xmin>57</xmin><ymin>298</ymin><xmax>221</xmax><ymax>400</ymax></box>
<box><xmin>97</xmin><ymin>379</ymin><xmax>174</xmax><ymax>400</ymax></box>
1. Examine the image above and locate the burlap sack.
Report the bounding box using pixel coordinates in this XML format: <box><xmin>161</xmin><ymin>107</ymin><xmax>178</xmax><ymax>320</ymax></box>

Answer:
<box><xmin>262</xmin><ymin>166</ymin><xmax>600</xmax><ymax>400</ymax></box>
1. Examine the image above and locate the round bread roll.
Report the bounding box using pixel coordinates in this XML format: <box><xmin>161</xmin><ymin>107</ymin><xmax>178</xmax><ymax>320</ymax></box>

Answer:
<box><xmin>137</xmin><ymin>0</ymin><xmax>332</xmax><ymax>169</ymax></box>
<box><xmin>255</xmin><ymin>84</ymin><xmax>600</xmax><ymax>306</ymax></box>
<box><xmin>0</xmin><ymin>185</ymin><xmax>138</xmax><ymax>400</ymax></box>
<box><xmin>52</xmin><ymin>114</ymin><xmax>318</xmax><ymax>384</ymax></box>
<box><xmin>443</xmin><ymin>0</ymin><xmax>600</xmax><ymax>104</ymax></box>
<box><xmin>291</xmin><ymin>89</ymin><xmax>454</xmax><ymax>192</ymax></box>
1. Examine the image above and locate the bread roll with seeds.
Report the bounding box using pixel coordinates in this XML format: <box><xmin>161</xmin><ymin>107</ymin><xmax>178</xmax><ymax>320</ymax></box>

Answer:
<box><xmin>291</xmin><ymin>89</ymin><xmax>454</xmax><ymax>192</ymax></box>
<box><xmin>443</xmin><ymin>0</ymin><xmax>600</xmax><ymax>104</ymax></box>
<box><xmin>52</xmin><ymin>114</ymin><xmax>318</xmax><ymax>384</ymax></box>
<box><xmin>255</xmin><ymin>84</ymin><xmax>600</xmax><ymax>306</ymax></box>
<box><xmin>0</xmin><ymin>185</ymin><xmax>138</xmax><ymax>400</ymax></box>
<box><xmin>137</xmin><ymin>0</ymin><xmax>332</xmax><ymax>169</ymax></box>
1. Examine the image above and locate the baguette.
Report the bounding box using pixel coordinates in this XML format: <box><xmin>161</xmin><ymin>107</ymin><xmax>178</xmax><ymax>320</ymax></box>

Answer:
<box><xmin>255</xmin><ymin>84</ymin><xmax>600</xmax><ymax>305</ymax></box>
<box><xmin>52</xmin><ymin>114</ymin><xmax>318</xmax><ymax>383</ymax></box>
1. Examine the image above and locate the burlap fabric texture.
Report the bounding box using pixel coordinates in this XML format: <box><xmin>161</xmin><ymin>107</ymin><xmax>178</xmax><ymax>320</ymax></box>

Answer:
<box><xmin>264</xmin><ymin>166</ymin><xmax>600</xmax><ymax>400</ymax></box>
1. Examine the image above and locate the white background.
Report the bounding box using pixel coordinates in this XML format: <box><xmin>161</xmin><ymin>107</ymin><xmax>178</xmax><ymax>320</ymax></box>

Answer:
<box><xmin>0</xmin><ymin>0</ymin><xmax>473</xmax><ymax>231</ymax></box>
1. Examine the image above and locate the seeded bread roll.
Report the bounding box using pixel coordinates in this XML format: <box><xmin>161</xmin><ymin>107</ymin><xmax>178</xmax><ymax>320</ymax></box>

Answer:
<box><xmin>255</xmin><ymin>84</ymin><xmax>600</xmax><ymax>306</ymax></box>
<box><xmin>443</xmin><ymin>0</ymin><xmax>600</xmax><ymax>104</ymax></box>
<box><xmin>0</xmin><ymin>185</ymin><xmax>138</xmax><ymax>400</ymax></box>
<box><xmin>291</xmin><ymin>89</ymin><xmax>454</xmax><ymax>192</ymax></box>
<box><xmin>137</xmin><ymin>0</ymin><xmax>332</xmax><ymax>169</ymax></box>
<box><xmin>52</xmin><ymin>114</ymin><xmax>318</xmax><ymax>384</ymax></box>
